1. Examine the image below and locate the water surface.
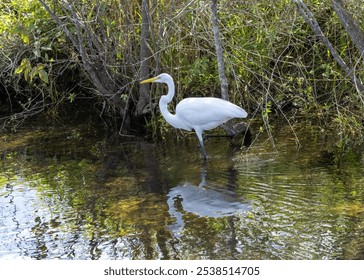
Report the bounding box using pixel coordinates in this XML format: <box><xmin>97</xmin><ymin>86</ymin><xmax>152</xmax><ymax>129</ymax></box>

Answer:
<box><xmin>0</xmin><ymin>122</ymin><xmax>363</xmax><ymax>259</ymax></box>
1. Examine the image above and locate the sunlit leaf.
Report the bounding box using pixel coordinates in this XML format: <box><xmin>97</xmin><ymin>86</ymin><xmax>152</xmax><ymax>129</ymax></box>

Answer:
<box><xmin>14</xmin><ymin>65</ymin><xmax>24</xmax><ymax>75</ymax></box>
<box><xmin>14</xmin><ymin>58</ymin><xmax>31</xmax><ymax>75</ymax></box>
<box><xmin>38</xmin><ymin>69</ymin><xmax>49</xmax><ymax>84</ymax></box>
<box><xmin>30</xmin><ymin>66</ymin><xmax>39</xmax><ymax>81</ymax></box>
<box><xmin>21</xmin><ymin>34</ymin><xmax>30</xmax><ymax>45</ymax></box>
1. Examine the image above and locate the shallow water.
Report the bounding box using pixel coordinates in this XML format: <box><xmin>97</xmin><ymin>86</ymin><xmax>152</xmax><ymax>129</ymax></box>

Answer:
<box><xmin>0</xmin><ymin>121</ymin><xmax>363</xmax><ymax>259</ymax></box>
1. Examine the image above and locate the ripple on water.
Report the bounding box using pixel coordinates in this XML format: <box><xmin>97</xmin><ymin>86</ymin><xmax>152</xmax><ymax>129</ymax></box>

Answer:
<box><xmin>1</xmin><ymin>124</ymin><xmax>364</xmax><ymax>260</ymax></box>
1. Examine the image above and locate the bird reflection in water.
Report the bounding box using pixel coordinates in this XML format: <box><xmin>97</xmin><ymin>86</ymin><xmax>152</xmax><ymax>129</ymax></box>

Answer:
<box><xmin>167</xmin><ymin>166</ymin><xmax>251</xmax><ymax>235</ymax></box>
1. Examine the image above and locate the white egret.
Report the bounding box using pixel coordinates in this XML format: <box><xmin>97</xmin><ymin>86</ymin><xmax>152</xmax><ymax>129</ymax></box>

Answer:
<box><xmin>140</xmin><ymin>73</ymin><xmax>248</xmax><ymax>159</ymax></box>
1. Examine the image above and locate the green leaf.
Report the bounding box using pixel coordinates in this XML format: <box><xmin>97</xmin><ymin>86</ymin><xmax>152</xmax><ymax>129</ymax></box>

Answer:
<box><xmin>14</xmin><ymin>65</ymin><xmax>25</xmax><ymax>75</ymax></box>
<box><xmin>68</xmin><ymin>93</ymin><xmax>76</xmax><ymax>103</ymax></box>
<box><xmin>30</xmin><ymin>66</ymin><xmax>39</xmax><ymax>81</ymax></box>
<box><xmin>21</xmin><ymin>34</ymin><xmax>30</xmax><ymax>45</ymax></box>
<box><xmin>38</xmin><ymin>69</ymin><xmax>48</xmax><ymax>84</ymax></box>
<box><xmin>14</xmin><ymin>58</ymin><xmax>31</xmax><ymax>75</ymax></box>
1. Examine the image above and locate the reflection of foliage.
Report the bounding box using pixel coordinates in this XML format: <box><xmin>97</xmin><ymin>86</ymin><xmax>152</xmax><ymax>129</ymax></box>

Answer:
<box><xmin>106</xmin><ymin>194</ymin><xmax>169</xmax><ymax>237</ymax></box>
<box><xmin>334</xmin><ymin>203</ymin><xmax>364</xmax><ymax>217</ymax></box>
<box><xmin>1</xmin><ymin>123</ymin><xmax>364</xmax><ymax>259</ymax></box>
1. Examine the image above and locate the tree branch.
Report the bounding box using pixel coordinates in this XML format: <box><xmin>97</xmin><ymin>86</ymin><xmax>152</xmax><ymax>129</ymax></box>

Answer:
<box><xmin>38</xmin><ymin>0</ymin><xmax>79</xmax><ymax>50</ymax></box>
<box><xmin>211</xmin><ymin>0</ymin><xmax>229</xmax><ymax>100</ymax></box>
<box><xmin>331</xmin><ymin>0</ymin><xmax>364</xmax><ymax>56</ymax></box>
<box><xmin>39</xmin><ymin>0</ymin><xmax>126</xmax><ymax>116</ymax></box>
<box><xmin>137</xmin><ymin>0</ymin><xmax>152</xmax><ymax>115</ymax></box>
<box><xmin>292</xmin><ymin>0</ymin><xmax>364</xmax><ymax>94</ymax></box>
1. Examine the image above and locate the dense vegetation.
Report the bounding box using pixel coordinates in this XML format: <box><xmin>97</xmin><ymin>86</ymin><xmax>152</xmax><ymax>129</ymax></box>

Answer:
<box><xmin>1</xmin><ymin>0</ymin><xmax>363</xmax><ymax>144</ymax></box>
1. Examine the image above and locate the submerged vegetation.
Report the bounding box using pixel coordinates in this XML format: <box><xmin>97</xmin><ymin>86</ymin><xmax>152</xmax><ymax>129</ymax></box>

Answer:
<box><xmin>0</xmin><ymin>0</ymin><xmax>364</xmax><ymax>145</ymax></box>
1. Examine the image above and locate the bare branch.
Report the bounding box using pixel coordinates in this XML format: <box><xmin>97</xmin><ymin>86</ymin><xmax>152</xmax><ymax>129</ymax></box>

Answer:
<box><xmin>331</xmin><ymin>0</ymin><xmax>364</xmax><ymax>57</ymax></box>
<box><xmin>292</xmin><ymin>0</ymin><xmax>364</xmax><ymax>94</ymax></box>
<box><xmin>211</xmin><ymin>0</ymin><xmax>229</xmax><ymax>100</ymax></box>
<box><xmin>38</xmin><ymin>0</ymin><xmax>79</xmax><ymax>50</ymax></box>
<box><xmin>137</xmin><ymin>0</ymin><xmax>152</xmax><ymax>116</ymax></box>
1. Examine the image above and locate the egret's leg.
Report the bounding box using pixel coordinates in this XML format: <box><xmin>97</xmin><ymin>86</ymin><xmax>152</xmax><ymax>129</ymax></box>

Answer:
<box><xmin>199</xmin><ymin>139</ymin><xmax>207</xmax><ymax>160</ymax></box>
<box><xmin>221</xmin><ymin>123</ymin><xmax>236</xmax><ymax>136</ymax></box>
<box><xmin>194</xmin><ymin>129</ymin><xmax>208</xmax><ymax>160</ymax></box>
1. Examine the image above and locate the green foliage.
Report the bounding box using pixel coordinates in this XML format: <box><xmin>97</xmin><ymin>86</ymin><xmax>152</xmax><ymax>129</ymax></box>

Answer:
<box><xmin>180</xmin><ymin>57</ymin><xmax>218</xmax><ymax>96</ymax></box>
<box><xmin>0</xmin><ymin>0</ymin><xmax>363</xmax><ymax>143</ymax></box>
<box><xmin>14</xmin><ymin>58</ymin><xmax>48</xmax><ymax>83</ymax></box>
<box><xmin>0</xmin><ymin>0</ymin><xmax>69</xmax><ymax>123</ymax></box>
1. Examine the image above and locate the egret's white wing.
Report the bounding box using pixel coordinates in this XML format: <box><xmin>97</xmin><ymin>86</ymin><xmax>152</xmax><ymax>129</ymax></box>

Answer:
<box><xmin>176</xmin><ymin>97</ymin><xmax>247</xmax><ymax>130</ymax></box>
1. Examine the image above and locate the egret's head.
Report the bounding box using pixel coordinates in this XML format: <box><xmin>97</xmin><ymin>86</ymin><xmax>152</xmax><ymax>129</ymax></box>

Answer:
<box><xmin>140</xmin><ymin>73</ymin><xmax>172</xmax><ymax>84</ymax></box>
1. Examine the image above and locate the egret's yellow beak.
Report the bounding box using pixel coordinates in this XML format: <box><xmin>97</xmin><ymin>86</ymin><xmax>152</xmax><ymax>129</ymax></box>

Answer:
<box><xmin>140</xmin><ymin>76</ymin><xmax>159</xmax><ymax>84</ymax></box>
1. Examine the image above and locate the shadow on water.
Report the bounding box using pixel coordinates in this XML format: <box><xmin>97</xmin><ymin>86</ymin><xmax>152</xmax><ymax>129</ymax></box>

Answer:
<box><xmin>0</xmin><ymin>121</ymin><xmax>364</xmax><ymax>259</ymax></box>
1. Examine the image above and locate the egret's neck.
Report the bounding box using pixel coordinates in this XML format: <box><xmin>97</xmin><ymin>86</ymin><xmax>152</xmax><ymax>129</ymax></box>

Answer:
<box><xmin>159</xmin><ymin>78</ymin><xmax>183</xmax><ymax>129</ymax></box>
<box><xmin>164</xmin><ymin>77</ymin><xmax>175</xmax><ymax>103</ymax></box>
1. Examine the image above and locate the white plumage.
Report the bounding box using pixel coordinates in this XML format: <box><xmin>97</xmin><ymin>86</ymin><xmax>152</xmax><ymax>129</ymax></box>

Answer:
<box><xmin>141</xmin><ymin>73</ymin><xmax>248</xmax><ymax>159</ymax></box>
